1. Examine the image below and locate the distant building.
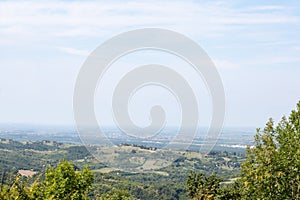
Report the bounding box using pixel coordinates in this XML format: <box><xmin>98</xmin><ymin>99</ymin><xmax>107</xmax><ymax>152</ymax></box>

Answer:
<box><xmin>18</xmin><ymin>170</ymin><xmax>37</xmax><ymax>177</ymax></box>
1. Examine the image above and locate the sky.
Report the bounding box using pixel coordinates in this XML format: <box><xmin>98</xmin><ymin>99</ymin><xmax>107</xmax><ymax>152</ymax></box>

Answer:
<box><xmin>0</xmin><ymin>0</ymin><xmax>300</xmax><ymax>128</ymax></box>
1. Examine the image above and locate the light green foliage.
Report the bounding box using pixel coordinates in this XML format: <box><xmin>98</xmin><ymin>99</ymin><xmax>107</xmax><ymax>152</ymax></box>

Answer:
<box><xmin>0</xmin><ymin>175</ymin><xmax>30</xmax><ymax>200</ymax></box>
<box><xmin>0</xmin><ymin>159</ymin><xmax>94</xmax><ymax>200</ymax></box>
<box><xmin>241</xmin><ymin>102</ymin><xmax>300</xmax><ymax>199</ymax></box>
<box><xmin>187</xmin><ymin>102</ymin><xmax>300</xmax><ymax>199</ymax></box>
<box><xmin>33</xmin><ymin>159</ymin><xmax>94</xmax><ymax>199</ymax></box>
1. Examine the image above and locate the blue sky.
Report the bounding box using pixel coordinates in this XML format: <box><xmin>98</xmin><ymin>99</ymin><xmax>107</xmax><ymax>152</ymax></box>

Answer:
<box><xmin>0</xmin><ymin>0</ymin><xmax>300</xmax><ymax>128</ymax></box>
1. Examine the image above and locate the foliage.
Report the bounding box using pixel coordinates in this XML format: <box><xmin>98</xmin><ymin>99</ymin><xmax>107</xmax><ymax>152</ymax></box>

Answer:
<box><xmin>215</xmin><ymin>180</ymin><xmax>242</xmax><ymax>200</ymax></box>
<box><xmin>241</xmin><ymin>102</ymin><xmax>300</xmax><ymax>199</ymax></box>
<box><xmin>33</xmin><ymin>159</ymin><xmax>94</xmax><ymax>199</ymax></box>
<box><xmin>187</xmin><ymin>102</ymin><xmax>300</xmax><ymax>199</ymax></box>
<box><xmin>0</xmin><ymin>135</ymin><xmax>245</xmax><ymax>199</ymax></box>
<box><xmin>99</xmin><ymin>188</ymin><xmax>133</xmax><ymax>200</ymax></box>
<box><xmin>186</xmin><ymin>171</ymin><xmax>241</xmax><ymax>200</ymax></box>
<box><xmin>2</xmin><ymin>102</ymin><xmax>300</xmax><ymax>199</ymax></box>
<box><xmin>0</xmin><ymin>175</ymin><xmax>30</xmax><ymax>200</ymax></box>
<box><xmin>0</xmin><ymin>159</ymin><xmax>94</xmax><ymax>200</ymax></box>
<box><xmin>187</xmin><ymin>171</ymin><xmax>222</xmax><ymax>199</ymax></box>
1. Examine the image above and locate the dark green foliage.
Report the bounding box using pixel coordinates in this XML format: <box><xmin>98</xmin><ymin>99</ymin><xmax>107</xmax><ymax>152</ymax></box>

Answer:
<box><xmin>186</xmin><ymin>171</ymin><xmax>221</xmax><ymax>200</ymax></box>
<box><xmin>186</xmin><ymin>171</ymin><xmax>242</xmax><ymax>200</ymax></box>
<box><xmin>65</xmin><ymin>146</ymin><xmax>90</xmax><ymax>160</ymax></box>
<box><xmin>99</xmin><ymin>188</ymin><xmax>133</xmax><ymax>200</ymax></box>
<box><xmin>0</xmin><ymin>142</ymin><xmax>91</xmax><ymax>172</ymax></box>
<box><xmin>93</xmin><ymin>171</ymin><xmax>188</xmax><ymax>200</ymax></box>
<box><xmin>216</xmin><ymin>181</ymin><xmax>242</xmax><ymax>200</ymax></box>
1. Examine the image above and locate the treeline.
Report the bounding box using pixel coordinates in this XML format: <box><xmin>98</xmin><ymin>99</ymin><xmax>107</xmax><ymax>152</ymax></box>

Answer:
<box><xmin>121</xmin><ymin>143</ymin><xmax>158</xmax><ymax>151</ymax></box>
<box><xmin>0</xmin><ymin>139</ymin><xmax>61</xmax><ymax>151</ymax></box>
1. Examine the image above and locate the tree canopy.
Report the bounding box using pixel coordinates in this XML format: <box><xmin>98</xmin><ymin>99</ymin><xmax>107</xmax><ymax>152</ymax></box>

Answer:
<box><xmin>0</xmin><ymin>159</ymin><xmax>94</xmax><ymax>200</ymax></box>
<box><xmin>241</xmin><ymin>101</ymin><xmax>300</xmax><ymax>199</ymax></box>
<box><xmin>187</xmin><ymin>101</ymin><xmax>300</xmax><ymax>200</ymax></box>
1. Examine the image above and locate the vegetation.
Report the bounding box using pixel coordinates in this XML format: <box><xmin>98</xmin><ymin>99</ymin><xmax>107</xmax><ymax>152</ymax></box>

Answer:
<box><xmin>186</xmin><ymin>171</ymin><xmax>241</xmax><ymax>200</ymax></box>
<box><xmin>1</xmin><ymin>101</ymin><xmax>300</xmax><ymax>199</ymax></box>
<box><xmin>187</xmin><ymin>172</ymin><xmax>222</xmax><ymax>199</ymax></box>
<box><xmin>186</xmin><ymin>101</ymin><xmax>300</xmax><ymax>199</ymax></box>
<box><xmin>241</xmin><ymin>102</ymin><xmax>300</xmax><ymax>199</ymax></box>
<box><xmin>0</xmin><ymin>159</ymin><xmax>93</xmax><ymax>199</ymax></box>
<box><xmin>99</xmin><ymin>188</ymin><xmax>133</xmax><ymax>200</ymax></box>
<box><xmin>0</xmin><ymin>138</ymin><xmax>244</xmax><ymax>199</ymax></box>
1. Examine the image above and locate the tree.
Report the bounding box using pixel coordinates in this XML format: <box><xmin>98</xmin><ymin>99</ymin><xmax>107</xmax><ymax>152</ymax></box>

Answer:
<box><xmin>0</xmin><ymin>159</ymin><xmax>94</xmax><ymax>200</ymax></box>
<box><xmin>32</xmin><ymin>159</ymin><xmax>94</xmax><ymax>199</ymax></box>
<box><xmin>0</xmin><ymin>174</ymin><xmax>30</xmax><ymax>200</ymax></box>
<box><xmin>241</xmin><ymin>101</ymin><xmax>300</xmax><ymax>199</ymax></box>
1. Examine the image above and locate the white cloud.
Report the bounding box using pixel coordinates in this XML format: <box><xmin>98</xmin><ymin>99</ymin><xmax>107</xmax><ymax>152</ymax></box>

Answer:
<box><xmin>248</xmin><ymin>5</ymin><xmax>290</xmax><ymax>11</ymax></box>
<box><xmin>0</xmin><ymin>1</ymin><xmax>299</xmax><ymax>42</ymax></box>
<box><xmin>56</xmin><ymin>46</ymin><xmax>90</xmax><ymax>56</ymax></box>
<box><xmin>213</xmin><ymin>59</ymin><xmax>240</xmax><ymax>70</ymax></box>
<box><xmin>247</xmin><ymin>56</ymin><xmax>300</xmax><ymax>66</ymax></box>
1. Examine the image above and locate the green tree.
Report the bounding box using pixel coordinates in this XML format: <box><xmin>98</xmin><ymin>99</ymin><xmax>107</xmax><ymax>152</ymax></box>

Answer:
<box><xmin>32</xmin><ymin>159</ymin><xmax>94</xmax><ymax>199</ymax></box>
<box><xmin>0</xmin><ymin>175</ymin><xmax>30</xmax><ymax>200</ymax></box>
<box><xmin>241</xmin><ymin>101</ymin><xmax>300</xmax><ymax>199</ymax></box>
<box><xmin>0</xmin><ymin>159</ymin><xmax>94</xmax><ymax>200</ymax></box>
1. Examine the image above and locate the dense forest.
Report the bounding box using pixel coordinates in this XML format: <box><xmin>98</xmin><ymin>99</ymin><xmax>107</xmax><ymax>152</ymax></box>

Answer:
<box><xmin>1</xmin><ymin>101</ymin><xmax>300</xmax><ymax>199</ymax></box>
